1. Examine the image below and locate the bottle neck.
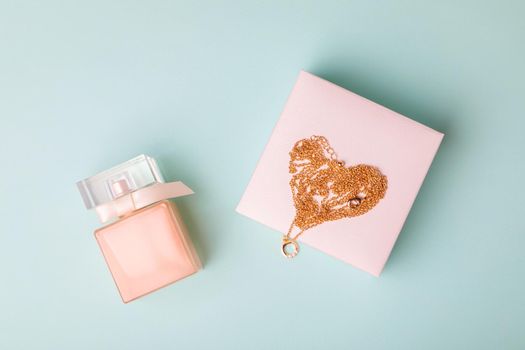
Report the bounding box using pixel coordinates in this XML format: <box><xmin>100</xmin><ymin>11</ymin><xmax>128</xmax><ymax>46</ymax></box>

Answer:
<box><xmin>94</xmin><ymin>181</ymin><xmax>194</xmax><ymax>224</ymax></box>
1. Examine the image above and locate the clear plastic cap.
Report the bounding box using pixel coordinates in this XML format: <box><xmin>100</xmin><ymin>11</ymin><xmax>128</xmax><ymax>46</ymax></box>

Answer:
<box><xmin>77</xmin><ymin>155</ymin><xmax>165</xmax><ymax>209</ymax></box>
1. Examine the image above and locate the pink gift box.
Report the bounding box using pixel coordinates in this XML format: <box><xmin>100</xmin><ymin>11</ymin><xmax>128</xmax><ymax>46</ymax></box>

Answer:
<box><xmin>236</xmin><ymin>71</ymin><xmax>444</xmax><ymax>276</ymax></box>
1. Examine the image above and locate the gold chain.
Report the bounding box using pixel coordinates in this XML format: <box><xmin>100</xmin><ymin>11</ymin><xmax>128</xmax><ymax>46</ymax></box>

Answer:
<box><xmin>282</xmin><ymin>135</ymin><xmax>388</xmax><ymax>258</ymax></box>
<box><xmin>313</xmin><ymin>135</ymin><xmax>339</xmax><ymax>162</ymax></box>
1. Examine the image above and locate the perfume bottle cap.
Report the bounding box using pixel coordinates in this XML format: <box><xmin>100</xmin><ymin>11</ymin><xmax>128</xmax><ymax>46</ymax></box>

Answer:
<box><xmin>77</xmin><ymin>155</ymin><xmax>165</xmax><ymax>210</ymax></box>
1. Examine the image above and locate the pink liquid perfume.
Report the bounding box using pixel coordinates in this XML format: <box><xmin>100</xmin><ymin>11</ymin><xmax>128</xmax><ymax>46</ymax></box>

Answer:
<box><xmin>77</xmin><ymin>155</ymin><xmax>201</xmax><ymax>303</ymax></box>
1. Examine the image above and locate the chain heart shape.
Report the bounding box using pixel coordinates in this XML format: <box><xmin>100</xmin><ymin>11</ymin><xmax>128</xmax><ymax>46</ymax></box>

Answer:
<box><xmin>283</xmin><ymin>136</ymin><xmax>387</xmax><ymax>257</ymax></box>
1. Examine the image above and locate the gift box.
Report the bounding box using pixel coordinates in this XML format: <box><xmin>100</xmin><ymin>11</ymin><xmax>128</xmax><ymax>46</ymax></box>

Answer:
<box><xmin>236</xmin><ymin>71</ymin><xmax>443</xmax><ymax>276</ymax></box>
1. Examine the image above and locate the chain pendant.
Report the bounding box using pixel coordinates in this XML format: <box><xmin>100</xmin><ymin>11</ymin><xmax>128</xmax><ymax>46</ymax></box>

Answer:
<box><xmin>283</xmin><ymin>135</ymin><xmax>388</xmax><ymax>258</ymax></box>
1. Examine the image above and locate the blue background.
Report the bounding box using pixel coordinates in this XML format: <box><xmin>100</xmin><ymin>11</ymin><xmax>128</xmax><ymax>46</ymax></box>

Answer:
<box><xmin>1</xmin><ymin>1</ymin><xmax>524</xmax><ymax>349</ymax></box>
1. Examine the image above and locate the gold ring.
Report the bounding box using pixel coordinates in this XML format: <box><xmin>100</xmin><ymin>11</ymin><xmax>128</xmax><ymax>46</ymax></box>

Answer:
<box><xmin>281</xmin><ymin>239</ymin><xmax>299</xmax><ymax>258</ymax></box>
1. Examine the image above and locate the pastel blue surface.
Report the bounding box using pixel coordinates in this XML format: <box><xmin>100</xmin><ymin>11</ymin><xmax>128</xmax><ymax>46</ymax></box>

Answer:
<box><xmin>1</xmin><ymin>1</ymin><xmax>524</xmax><ymax>349</ymax></box>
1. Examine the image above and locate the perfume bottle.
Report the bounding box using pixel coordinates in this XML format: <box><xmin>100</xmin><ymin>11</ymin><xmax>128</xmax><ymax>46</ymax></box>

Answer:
<box><xmin>77</xmin><ymin>155</ymin><xmax>201</xmax><ymax>303</ymax></box>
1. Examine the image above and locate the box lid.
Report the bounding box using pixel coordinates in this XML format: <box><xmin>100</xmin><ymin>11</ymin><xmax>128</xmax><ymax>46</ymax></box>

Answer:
<box><xmin>236</xmin><ymin>71</ymin><xmax>443</xmax><ymax>276</ymax></box>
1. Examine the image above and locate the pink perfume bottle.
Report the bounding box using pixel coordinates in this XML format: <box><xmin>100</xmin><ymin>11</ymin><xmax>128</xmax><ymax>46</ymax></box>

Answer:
<box><xmin>77</xmin><ymin>155</ymin><xmax>201</xmax><ymax>303</ymax></box>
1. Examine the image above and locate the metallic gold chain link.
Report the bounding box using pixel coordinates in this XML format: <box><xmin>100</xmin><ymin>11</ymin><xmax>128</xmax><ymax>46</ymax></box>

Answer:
<box><xmin>282</xmin><ymin>135</ymin><xmax>387</xmax><ymax>258</ymax></box>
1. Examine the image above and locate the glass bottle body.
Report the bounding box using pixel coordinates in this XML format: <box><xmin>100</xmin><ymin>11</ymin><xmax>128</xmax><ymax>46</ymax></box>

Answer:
<box><xmin>95</xmin><ymin>200</ymin><xmax>201</xmax><ymax>303</ymax></box>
